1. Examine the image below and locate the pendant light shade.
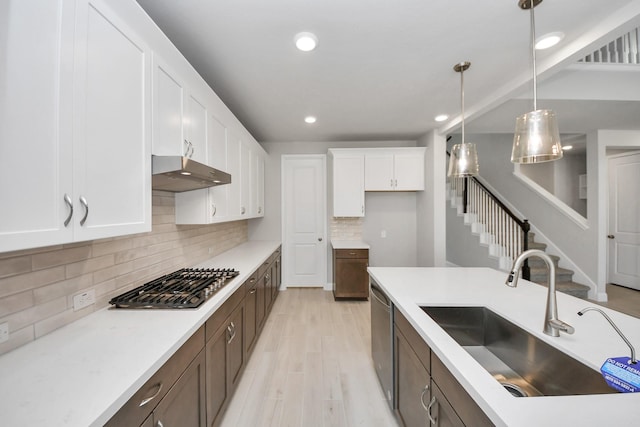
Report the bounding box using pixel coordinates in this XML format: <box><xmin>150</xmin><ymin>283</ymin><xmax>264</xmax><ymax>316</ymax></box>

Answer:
<box><xmin>448</xmin><ymin>61</ymin><xmax>479</xmax><ymax>177</ymax></box>
<box><xmin>511</xmin><ymin>0</ymin><xmax>563</xmax><ymax>164</ymax></box>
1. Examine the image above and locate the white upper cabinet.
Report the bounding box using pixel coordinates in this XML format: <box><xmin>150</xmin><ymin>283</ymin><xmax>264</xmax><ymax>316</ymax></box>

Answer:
<box><xmin>0</xmin><ymin>0</ymin><xmax>75</xmax><ymax>252</ymax></box>
<box><xmin>152</xmin><ymin>56</ymin><xmax>208</xmax><ymax>163</ymax></box>
<box><xmin>253</xmin><ymin>153</ymin><xmax>265</xmax><ymax>217</ymax></box>
<box><xmin>240</xmin><ymin>139</ymin><xmax>253</xmax><ymax>217</ymax></box>
<box><xmin>0</xmin><ymin>0</ymin><xmax>151</xmax><ymax>253</ymax></box>
<box><xmin>364</xmin><ymin>148</ymin><xmax>425</xmax><ymax>191</ymax></box>
<box><xmin>72</xmin><ymin>0</ymin><xmax>152</xmax><ymax>241</ymax></box>
<box><xmin>330</xmin><ymin>150</ymin><xmax>365</xmax><ymax>217</ymax></box>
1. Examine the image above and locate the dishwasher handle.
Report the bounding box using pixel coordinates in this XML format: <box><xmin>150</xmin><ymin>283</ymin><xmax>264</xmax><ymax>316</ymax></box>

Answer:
<box><xmin>370</xmin><ymin>283</ymin><xmax>390</xmax><ymax>310</ymax></box>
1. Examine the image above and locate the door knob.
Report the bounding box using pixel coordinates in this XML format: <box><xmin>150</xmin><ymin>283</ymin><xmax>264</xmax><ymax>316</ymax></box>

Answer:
<box><xmin>607</xmin><ymin>235</ymin><xmax>615</xmax><ymax>239</ymax></box>
<box><xmin>318</xmin><ymin>237</ymin><xmax>323</xmax><ymax>242</ymax></box>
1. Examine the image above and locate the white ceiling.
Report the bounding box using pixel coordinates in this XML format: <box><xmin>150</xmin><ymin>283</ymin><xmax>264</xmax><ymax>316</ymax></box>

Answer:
<box><xmin>135</xmin><ymin>0</ymin><xmax>640</xmax><ymax>143</ymax></box>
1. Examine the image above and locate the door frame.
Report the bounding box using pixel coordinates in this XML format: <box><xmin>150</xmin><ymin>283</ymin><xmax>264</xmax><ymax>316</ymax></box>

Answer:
<box><xmin>606</xmin><ymin>150</ymin><xmax>640</xmax><ymax>289</ymax></box>
<box><xmin>280</xmin><ymin>154</ymin><xmax>328</xmax><ymax>289</ymax></box>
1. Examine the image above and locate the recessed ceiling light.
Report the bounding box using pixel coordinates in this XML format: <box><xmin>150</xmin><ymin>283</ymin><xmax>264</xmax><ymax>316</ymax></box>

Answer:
<box><xmin>294</xmin><ymin>32</ymin><xmax>318</xmax><ymax>52</ymax></box>
<box><xmin>304</xmin><ymin>116</ymin><xmax>317</xmax><ymax>124</ymax></box>
<box><xmin>435</xmin><ymin>114</ymin><xmax>449</xmax><ymax>122</ymax></box>
<box><xmin>562</xmin><ymin>145</ymin><xmax>573</xmax><ymax>150</ymax></box>
<box><xmin>535</xmin><ymin>32</ymin><xmax>564</xmax><ymax>50</ymax></box>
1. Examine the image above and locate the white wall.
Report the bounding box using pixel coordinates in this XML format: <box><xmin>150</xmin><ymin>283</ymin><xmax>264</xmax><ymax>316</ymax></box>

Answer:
<box><xmin>248</xmin><ymin>140</ymin><xmax>420</xmax><ymax>283</ymax></box>
<box><xmin>446</xmin><ymin>130</ymin><xmax>640</xmax><ymax>300</ymax></box>
<box><xmin>416</xmin><ymin>130</ymin><xmax>447</xmax><ymax>267</ymax></box>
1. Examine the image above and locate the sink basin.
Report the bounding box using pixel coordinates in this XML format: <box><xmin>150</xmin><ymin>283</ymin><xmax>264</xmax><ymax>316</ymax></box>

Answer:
<box><xmin>421</xmin><ymin>306</ymin><xmax>616</xmax><ymax>397</ymax></box>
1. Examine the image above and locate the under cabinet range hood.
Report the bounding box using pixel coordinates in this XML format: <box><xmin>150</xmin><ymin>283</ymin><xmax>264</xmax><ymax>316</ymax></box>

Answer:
<box><xmin>152</xmin><ymin>156</ymin><xmax>231</xmax><ymax>192</ymax></box>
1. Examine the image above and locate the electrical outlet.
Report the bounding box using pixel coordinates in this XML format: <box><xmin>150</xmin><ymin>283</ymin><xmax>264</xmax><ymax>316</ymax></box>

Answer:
<box><xmin>73</xmin><ymin>289</ymin><xmax>96</xmax><ymax>311</ymax></box>
<box><xmin>380</xmin><ymin>230</ymin><xmax>387</xmax><ymax>238</ymax></box>
<box><xmin>0</xmin><ymin>322</ymin><xmax>8</xmax><ymax>344</ymax></box>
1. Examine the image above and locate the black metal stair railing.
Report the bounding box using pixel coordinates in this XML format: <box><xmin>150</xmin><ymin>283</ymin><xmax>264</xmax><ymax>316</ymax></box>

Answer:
<box><xmin>447</xmin><ymin>154</ymin><xmax>531</xmax><ymax>279</ymax></box>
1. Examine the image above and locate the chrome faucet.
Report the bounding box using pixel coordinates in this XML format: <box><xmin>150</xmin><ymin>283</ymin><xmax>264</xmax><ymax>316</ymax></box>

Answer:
<box><xmin>505</xmin><ymin>249</ymin><xmax>575</xmax><ymax>337</ymax></box>
<box><xmin>578</xmin><ymin>307</ymin><xmax>637</xmax><ymax>364</ymax></box>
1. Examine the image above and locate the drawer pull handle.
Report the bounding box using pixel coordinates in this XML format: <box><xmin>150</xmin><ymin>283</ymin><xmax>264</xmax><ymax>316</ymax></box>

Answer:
<box><xmin>420</xmin><ymin>384</ymin><xmax>430</xmax><ymax>411</ymax></box>
<box><xmin>139</xmin><ymin>383</ymin><xmax>163</xmax><ymax>407</ymax></box>
<box><xmin>249</xmin><ymin>288</ymin><xmax>257</xmax><ymax>294</ymax></box>
<box><xmin>427</xmin><ymin>396</ymin><xmax>437</xmax><ymax>425</ymax></box>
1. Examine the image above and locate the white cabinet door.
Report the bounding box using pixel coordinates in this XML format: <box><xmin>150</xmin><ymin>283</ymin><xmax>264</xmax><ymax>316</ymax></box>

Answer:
<box><xmin>333</xmin><ymin>154</ymin><xmax>365</xmax><ymax>217</ymax></box>
<box><xmin>72</xmin><ymin>0</ymin><xmax>151</xmax><ymax>241</ymax></box>
<box><xmin>0</xmin><ymin>0</ymin><xmax>75</xmax><ymax>253</ymax></box>
<box><xmin>152</xmin><ymin>57</ymin><xmax>186</xmax><ymax>157</ymax></box>
<box><xmin>185</xmin><ymin>93</ymin><xmax>208</xmax><ymax>164</ymax></box>
<box><xmin>253</xmin><ymin>153</ymin><xmax>265</xmax><ymax>217</ymax></box>
<box><xmin>239</xmin><ymin>139</ymin><xmax>252</xmax><ymax>217</ymax></box>
<box><xmin>207</xmin><ymin>114</ymin><xmax>229</xmax><ymax>222</ymax></box>
<box><xmin>394</xmin><ymin>152</ymin><xmax>425</xmax><ymax>191</ymax></box>
<box><xmin>226</xmin><ymin>131</ymin><xmax>242</xmax><ymax>218</ymax></box>
<box><xmin>364</xmin><ymin>152</ymin><xmax>394</xmax><ymax>191</ymax></box>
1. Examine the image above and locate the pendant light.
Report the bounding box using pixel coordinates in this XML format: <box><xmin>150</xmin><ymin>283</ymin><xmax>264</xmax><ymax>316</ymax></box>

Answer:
<box><xmin>448</xmin><ymin>61</ymin><xmax>479</xmax><ymax>177</ymax></box>
<box><xmin>511</xmin><ymin>0</ymin><xmax>563</xmax><ymax>164</ymax></box>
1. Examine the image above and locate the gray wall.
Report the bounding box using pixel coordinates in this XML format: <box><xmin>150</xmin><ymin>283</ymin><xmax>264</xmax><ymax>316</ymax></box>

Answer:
<box><xmin>248</xmin><ymin>140</ymin><xmax>420</xmax><ymax>284</ymax></box>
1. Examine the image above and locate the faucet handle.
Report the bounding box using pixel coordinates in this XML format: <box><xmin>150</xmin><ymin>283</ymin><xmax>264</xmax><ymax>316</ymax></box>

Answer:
<box><xmin>549</xmin><ymin>319</ymin><xmax>575</xmax><ymax>335</ymax></box>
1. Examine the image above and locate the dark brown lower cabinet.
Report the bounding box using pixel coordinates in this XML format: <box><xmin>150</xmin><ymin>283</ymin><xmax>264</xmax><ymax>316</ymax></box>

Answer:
<box><xmin>333</xmin><ymin>248</ymin><xmax>369</xmax><ymax>299</ymax></box>
<box><xmin>244</xmin><ymin>274</ymin><xmax>258</xmax><ymax>356</ymax></box>
<box><xmin>395</xmin><ymin>325</ymin><xmax>430</xmax><ymax>427</ymax></box>
<box><xmin>206</xmin><ymin>298</ymin><xmax>245</xmax><ymax>427</ymax></box>
<box><xmin>147</xmin><ymin>349</ymin><xmax>206</xmax><ymax>427</ymax></box>
<box><xmin>394</xmin><ymin>308</ymin><xmax>494</xmax><ymax>427</ymax></box>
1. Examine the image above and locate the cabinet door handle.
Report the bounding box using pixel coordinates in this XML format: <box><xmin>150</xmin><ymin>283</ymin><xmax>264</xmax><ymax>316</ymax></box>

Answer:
<box><xmin>227</xmin><ymin>322</ymin><xmax>236</xmax><ymax>344</ymax></box>
<box><xmin>394</xmin><ymin>179</ymin><xmax>398</xmax><ymax>188</ymax></box>
<box><xmin>157</xmin><ymin>421</ymin><xmax>164</xmax><ymax>427</ymax></box>
<box><xmin>241</xmin><ymin>207</ymin><xmax>246</xmax><ymax>215</ymax></box>
<box><xmin>420</xmin><ymin>384</ymin><xmax>430</xmax><ymax>411</ymax></box>
<box><xmin>390</xmin><ymin>179</ymin><xmax>393</xmax><ymax>188</ymax></box>
<box><xmin>184</xmin><ymin>139</ymin><xmax>194</xmax><ymax>158</ymax></box>
<box><xmin>361</xmin><ymin>205</ymin><xmax>364</xmax><ymax>214</ymax></box>
<box><xmin>63</xmin><ymin>194</ymin><xmax>73</xmax><ymax>227</ymax></box>
<box><xmin>139</xmin><ymin>382</ymin><xmax>163</xmax><ymax>407</ymax></box>
<box><xmin>427</xmin><ymin>395</ymin><xmax>437</xmax><ymax>425</ymax></box>
<box><xmin>211</xmin><ymin>204</ymin><xmax>217</xmax><ymax>217</ymax></box>
<box><xmin>258</xmin><ymin>206</ymin><xmax>262</xmax><ymax>214</ymax></box>
<box><xmin>79</xmin><ymin>196</ymin><xmax>89</xmax><ymax>226</ymax></box>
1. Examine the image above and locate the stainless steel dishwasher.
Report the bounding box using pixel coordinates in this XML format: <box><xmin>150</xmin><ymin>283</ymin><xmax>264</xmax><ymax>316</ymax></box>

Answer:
<box><xmin>370</xmin><ymin>279</ymin><xmax>394</xmax><ymax>409</ymax></box>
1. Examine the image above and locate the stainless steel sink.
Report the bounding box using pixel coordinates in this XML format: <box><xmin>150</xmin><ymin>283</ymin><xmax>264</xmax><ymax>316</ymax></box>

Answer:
<box><xmin>421</xmin><ymin>306</ymin><xmax>617</xmax><ymax>397</ymax></box>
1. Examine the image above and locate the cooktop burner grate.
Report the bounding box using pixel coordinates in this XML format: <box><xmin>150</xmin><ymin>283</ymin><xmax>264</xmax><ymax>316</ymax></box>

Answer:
<box><xmin>109</xmin><ymin>268</ymin><xmax>240</xmax><ymax>309</ymax></box>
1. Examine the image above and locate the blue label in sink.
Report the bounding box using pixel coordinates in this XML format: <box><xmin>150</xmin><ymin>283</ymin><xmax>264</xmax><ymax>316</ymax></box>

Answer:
<box><xmin>600</xmin><ymin>357</ymin><xmax>640</xmax><ymax>393</ymax></box>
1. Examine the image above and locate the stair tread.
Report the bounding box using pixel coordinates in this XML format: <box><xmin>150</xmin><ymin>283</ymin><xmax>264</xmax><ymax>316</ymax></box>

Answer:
<box><xmin>529</xmin><ymin>266</ymin><xmax>574</xmax><ymax>275</ymax></box>
<box><xmin>529</xmin><ymin>280</ymin><xmax>590</xmax><ymax>299</ymax></box>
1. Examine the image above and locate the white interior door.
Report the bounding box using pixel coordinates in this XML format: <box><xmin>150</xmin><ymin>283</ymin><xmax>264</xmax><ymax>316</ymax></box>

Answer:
<box><xmin>282</xmin><ymin>155</ymin><xmax>327</xmax><ymax>287</ymax></box>
<box><xmin>608</xmin><ymin>152</ymin><xmax>640</xmax><ymax>290</ymax></box>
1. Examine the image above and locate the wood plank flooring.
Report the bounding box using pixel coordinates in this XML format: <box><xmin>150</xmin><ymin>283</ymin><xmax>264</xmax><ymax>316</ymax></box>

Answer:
<box><xmin>593</xmin><ymin>283</ymin><xmax>640</xmax><ymax>318</ymax></box>
<box><xmin>220</xmin><ymin>288</ymin><xmax>399</xmax><ymax>427</ymax></box>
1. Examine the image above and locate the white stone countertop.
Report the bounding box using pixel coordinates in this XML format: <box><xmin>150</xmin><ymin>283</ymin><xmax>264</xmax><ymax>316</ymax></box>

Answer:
<box><xmin>0</xmin><ymin>240</ymin><xmax>281</xmax><ymax>427</ymax></box>
<box><xmin>331</xmin><ymin>240</ymin><xmax>370</xmax><ymax>249</ymax></box>
<box><xmin>368</xmin><ymin>267</ymin><xmax>640</xmax><ymax>427</ymax></box>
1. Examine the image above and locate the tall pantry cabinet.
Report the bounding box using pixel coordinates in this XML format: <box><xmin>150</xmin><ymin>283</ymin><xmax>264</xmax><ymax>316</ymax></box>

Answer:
<box><xmin>0</xmin><ymin>0</ymin><xmax>152</xmax><ymax>253</ymax></box>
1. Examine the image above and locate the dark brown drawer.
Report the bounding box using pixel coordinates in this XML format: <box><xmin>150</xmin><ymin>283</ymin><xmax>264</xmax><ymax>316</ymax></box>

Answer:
<box><xmin>394</xmin><ymin>308</ymin><xmax>430</xmax><ymax>373</ymax></box>
<box><xmin>431</xmin><ymin>353</ymin><xmax>494</xmax><ymax>427</ymax></box>
<box><xmin>106</xmin><ymin>326</ymin><xmax>205</xmax><ymax>427</ymax></box>
<box><xmin>205</xmin><ymin>285</ymin><xmax>245</xmax><ymax>341</ymax></box>
<box><xmin>244</xmin><ymin>271</ymin><xmax>258</xmax><ymax>294</ymax></box>
<box><xmin>334</xmin><ymin>248</ymin><xmax>368</xmax><ymax>259</ymax></box>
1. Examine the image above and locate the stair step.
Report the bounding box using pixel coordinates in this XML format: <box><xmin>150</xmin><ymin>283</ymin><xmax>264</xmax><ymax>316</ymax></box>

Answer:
<box><xmin>526</xmin><ymin>254</ymin><xmax>560</xmax><ymax>268</ymax></box>
<box><xmin>527</xmin><ymin>241</ymin><xmax>547</xmax><ymax>251</ymax></box>
<box><xmin>529</xmin><ymin>280</ymin><xmax>590</xmax><ymax>300</ymax></box>
<box><xmin>529</xmin><ymin>266</ymin><xmax>574</xmax><ymax>283</ymax></box>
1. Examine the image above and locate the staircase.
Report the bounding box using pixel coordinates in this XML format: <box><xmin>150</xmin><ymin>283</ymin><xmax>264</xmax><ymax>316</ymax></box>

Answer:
<box><xmin>447</xmin><ymin>177</ymin><xmax>590</xmax><ymax>299</ymax></box>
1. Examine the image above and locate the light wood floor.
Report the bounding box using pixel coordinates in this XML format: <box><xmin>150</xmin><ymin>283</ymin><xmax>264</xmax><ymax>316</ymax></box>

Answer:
<box><xmin>593</xmin><ymin>283</ymin><xmax>640</xmax><ymax>318</ymax></box>
<box><xmin>220</xmin><ymin>288</ymin><xmax>399</xmax><ymax>427</ymax></box>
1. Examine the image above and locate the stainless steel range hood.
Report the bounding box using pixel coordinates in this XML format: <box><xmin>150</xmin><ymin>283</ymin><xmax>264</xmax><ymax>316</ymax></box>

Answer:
<box><xmin>152</xmin><ymin>156</ymin><xmax>231</xmax><ymax>192</ymax></box>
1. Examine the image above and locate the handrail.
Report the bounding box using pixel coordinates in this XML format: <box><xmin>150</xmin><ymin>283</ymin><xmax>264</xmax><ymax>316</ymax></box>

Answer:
<box><xmin>447</xmin><ymin>151</ymin><xmax>530</xmax><ymax>279</ymax></box>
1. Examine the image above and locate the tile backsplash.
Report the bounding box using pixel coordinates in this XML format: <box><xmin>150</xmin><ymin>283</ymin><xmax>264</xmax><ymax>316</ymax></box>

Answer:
<box><xmin>330</xmin><ymin>217</ymin><xmax>363</xmax><ymax>240</ymax></box>
<box><xmin>0</xmin><ymin>191</ymin><xmax>247</xmax><ymax>355</ymax></box>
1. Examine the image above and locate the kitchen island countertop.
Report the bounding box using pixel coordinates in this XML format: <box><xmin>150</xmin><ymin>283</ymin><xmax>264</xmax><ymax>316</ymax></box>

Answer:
<box><xmin>368</xmin><ymin>267</ymin><xmax>640</xmax><ymax>427</ymax></box>
<box><xmin>0</xmin><ymin>240</ymin><xmax>280</xmax><ymax>427</ymax></box>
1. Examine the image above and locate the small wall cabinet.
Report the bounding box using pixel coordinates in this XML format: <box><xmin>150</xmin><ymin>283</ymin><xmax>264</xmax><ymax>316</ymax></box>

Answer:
<box><xmin>332</xmin><ymin>247</ymin><xmax>369</xmax><ymax>299</ymax></box>
<box><xmin>365</xmin><ymin>148</ymin><xmax>425</xmax><ymax>191</ymax></box>
<box><xmin>330</xmin><ymin>150</ymin><xmax>365</xmax><ymax>217</ymax></box>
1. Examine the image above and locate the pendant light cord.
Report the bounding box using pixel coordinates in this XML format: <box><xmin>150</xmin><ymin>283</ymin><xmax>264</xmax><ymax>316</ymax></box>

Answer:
<box><xmin>530</xmin><ymin>0</ymin><xmax>537</xmax><ymax>111</ymax></box>
<box><xmin>461</xmin><ymin>65</ymin><xmax>465</xmax><ymax>145</ymax></box>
